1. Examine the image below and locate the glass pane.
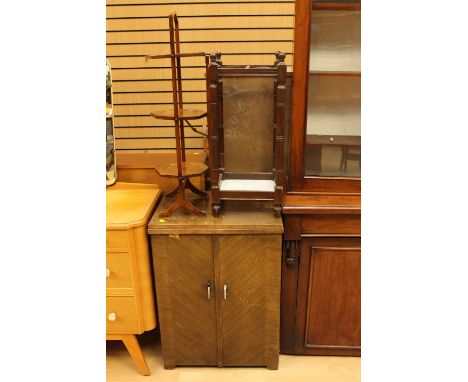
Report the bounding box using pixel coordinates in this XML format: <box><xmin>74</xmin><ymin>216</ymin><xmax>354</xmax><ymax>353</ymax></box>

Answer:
<box><xmin>305</xmin><ymin>4</ymin><xmax>361</xmax><ymax>177</ymax></box>
<box><xmin>222</xmin><ymin>76</ymin><xmax>274</xmax><ymax>174</ymax></box>
<box><xmin>310</xmin><ymin>10</ymin><xmax>360</xmax><ymax>73</ymax></box>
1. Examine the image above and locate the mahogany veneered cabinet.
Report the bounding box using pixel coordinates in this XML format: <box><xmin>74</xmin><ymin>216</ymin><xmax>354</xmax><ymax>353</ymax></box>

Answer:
<box><xmin>281</xmin><ymin>0</ymin><xmax>361</xmax><ymax>356</ymax></box>
<box><xmin>148</xmin><ymin>198</ymin><xmax>283</xmax><ymax>369</ymax></box>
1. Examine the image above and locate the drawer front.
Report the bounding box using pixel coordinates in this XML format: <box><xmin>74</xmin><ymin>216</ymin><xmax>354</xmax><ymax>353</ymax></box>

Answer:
<box><xmin>106</xmin><ymin>296</ymin><xmax>139</xmax><ymax>333</ymax></box>
<box><xmin>302</xmin><ymin>214</ymin><xmax>360</xmax><ymax>235</ymax></box>
<box><xmin>106</xmin><ymin>230</ymin><xmax>129</xmax><ymax>249</ymax></box>
<box><xmin>106</xmin><ymin>252</ymin><xmax>134</xmax><ymax>290</ymax></box>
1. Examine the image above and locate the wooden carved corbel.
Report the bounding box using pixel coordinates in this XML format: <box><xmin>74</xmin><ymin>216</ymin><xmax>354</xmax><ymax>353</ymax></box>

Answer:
<box><xmin>284</xmin><ymin>240</ymin><xmax>300</xmax><ymax>268</ymax></box>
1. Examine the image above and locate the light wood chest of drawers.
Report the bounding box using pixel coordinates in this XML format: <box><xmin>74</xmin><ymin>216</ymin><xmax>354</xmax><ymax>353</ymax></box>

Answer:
<box><xmin>106</xmin><ymin>182</ymin><xmax>162</xmax><ymax>375</ymax></box>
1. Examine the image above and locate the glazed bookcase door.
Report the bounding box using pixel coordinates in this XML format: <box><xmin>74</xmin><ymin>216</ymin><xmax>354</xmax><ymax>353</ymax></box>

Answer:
<box><xmin>289</xmin><ymin>0</ymin><xmax>361</xmax><ymax>192</ymax></box>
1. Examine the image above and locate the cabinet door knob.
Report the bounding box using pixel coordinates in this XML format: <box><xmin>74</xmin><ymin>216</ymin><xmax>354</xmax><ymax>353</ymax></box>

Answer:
<box><xmin>108</xmin><ymin>312</ymin><xmax>116</xmax><ymax>322</ymax></box>
<box><xmin>224</xmin><ymin>284</ymin><xmax>228</xmax><ymax>300</ymax></box>
<box><xmin>207</xmin><ymin>281</ymin><xmax>212</xmax><ymax>300</ymax></box>
<box><xmin>106</xmin><ymin>268</ymin><xmax>111</xmax><ymax>278</ymax></box>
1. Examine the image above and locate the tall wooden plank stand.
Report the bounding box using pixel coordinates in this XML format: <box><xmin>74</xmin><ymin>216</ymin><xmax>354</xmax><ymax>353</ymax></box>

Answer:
<box><xmin>146</xmin><ymin>13</ymin><xmax>209</xmax><ymax>217</ymax></box>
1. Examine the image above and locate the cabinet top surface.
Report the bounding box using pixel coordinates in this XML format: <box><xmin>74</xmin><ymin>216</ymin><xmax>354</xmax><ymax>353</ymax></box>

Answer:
<box><xmin>107</xmin><ymin>182</ymin><xmax>162</xmax><ymax>229</ymax></box>
<box><xmin>148</xmin><ymin>196</ymin><xmax>283</xmax><ymax>235</ymax></box>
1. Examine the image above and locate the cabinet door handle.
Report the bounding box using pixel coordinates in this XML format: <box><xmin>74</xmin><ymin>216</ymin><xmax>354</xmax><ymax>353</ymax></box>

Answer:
<box><xmin>207</xmin><ymin>281</ymin><xmax>212</xmax><ymax>300</ymax></box>
<box><xmin>108</xmin><ymin>312</ymin><xmax>116</xmax><ymax>322</ymax></box>
<box><xmin>224</xmin><ymin>284</ymin><xmax>228</xmax><ymax>300</ymax></box>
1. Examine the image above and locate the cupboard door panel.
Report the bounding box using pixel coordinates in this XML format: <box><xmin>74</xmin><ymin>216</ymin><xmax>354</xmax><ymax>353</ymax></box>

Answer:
<box><xmin>297</xmin><ymin>240</ymin><xmax>360</xmax><ymax>352</ymax></box>
<box><xmin>152</xmin><ymin>235</ymin><xmax>218</xmax><ymax>367</ymax></box>
<box><xmin>219</xmin><ymin>235</ymin><xmax>281</xmax><ymax>368</ymax></box>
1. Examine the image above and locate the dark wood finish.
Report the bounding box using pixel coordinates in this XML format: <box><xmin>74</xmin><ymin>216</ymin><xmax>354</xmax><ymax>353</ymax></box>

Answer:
<box><xmin>306</xmin><ymin>134</ymin><xmax>360</xmax><ymax>146</ymax></box>
<box><xmin>116</xmin><ymin>152</ymin><xmax>207</xmax><ymax>169</ymax></box>
<box><xmin>148</xmin><ymin>196</ymin><xmax>284</xmax><ymax>235</ymax></box>
<box><xmin>207</xmin><ymin>52</ymin><xmax>287</xmax><ymax>217</ymax></box>
<box><xmin>115</xmin><ymin>152</ymin><xmax>207</xmax><ymax>194</ymax></box>
<box><xmin>312</xmin><ymin>2</ymin><xmax>361</xmax><ymax>11</ymax></box>
<box><xmin>289</xmin><ymin>0</ymin><xmax>361</xmax><ymax>193</ymax></box>
<box><xmin>283</xmin><ymin>193</ymin><xmax>360</xmax><ymax>214</ymax></box>
<box><xmin>145</xmin><ymin>52</ymin><xmax>207</xmax><ymax>60</ymax></box>
<box><xmin>302</xmin><ymin>214</ymin><xmax>360</xmax><ymax>234</ymax></box>
<box><xmin>146</xmin><ymin>13</ymin><xmax>209</xmax><ymax>217</ymax></box>
<box><xmin>149</xmin><ymin>199</ymin><xmax>283</xmax><ymax>369</ymax></box>
<box><xmin>295</xmin><ymin>237</ymin><xmax>361</xmax><ymax>356</ymax></box>
<box><xmin>158</xmin><ymin>178</ymin><xmax>207</xmax><ymax>218</ymax></box>
<box><xmin>281</xmin><ymin>208</ymin><xmax>361</xmax><ymax>356</ymax></box>
<box><xmin>150</xmin><ymin>109</ymin><xmax>207</xmax><ymax>121</ymax></box>
<box><xmin>280</xmin><ymin>1</ymin><xmax>361</xmax><ymax>356</ymax></box>
<box><xmin>155</xmin><ymin>162</ymin><xmax>208</xmax><ymax>178</ymax></box>
<box><xmin>289</xmin><ymin>0</ymin><xmax>311</xmax><ymax>191</ymax></box>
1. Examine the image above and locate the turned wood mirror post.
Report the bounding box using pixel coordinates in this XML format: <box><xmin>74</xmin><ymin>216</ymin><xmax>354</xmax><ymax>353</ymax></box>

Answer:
<box><xmin>207</xmin><ymin>52</ymin><xmax>287</xmax><ymax>217</ymax></box>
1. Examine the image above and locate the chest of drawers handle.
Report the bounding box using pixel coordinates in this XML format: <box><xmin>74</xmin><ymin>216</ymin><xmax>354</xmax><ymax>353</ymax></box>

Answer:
<box><xmin>108</xmin><ymin>312</ymin><xmax>116</xmax><ymax>322</ymax></box>
<box><xmin>106</xmin><ymin>268</ymin><xmax>111</xmax><ymax>278</ymax></box>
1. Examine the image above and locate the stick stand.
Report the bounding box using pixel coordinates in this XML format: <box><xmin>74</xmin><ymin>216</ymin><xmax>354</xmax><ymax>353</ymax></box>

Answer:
<box><xmin>146</xmin><ymin>13</ymin><xmax>209</xmax><ymax>217</ymax></box>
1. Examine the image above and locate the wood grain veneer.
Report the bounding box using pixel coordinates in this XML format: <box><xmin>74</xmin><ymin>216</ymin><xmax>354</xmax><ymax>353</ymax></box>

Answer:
<box><xmin>219</xmin><ymin>235</ymin><xmax>281</xmax><ymax>368</ymax></box>
<box><xmin>149</xmin><ymin>197</ymin><xmax>283</xmax><ymax>369</ymax></box>
<box><xmin>148</xmin><ymin>197</ymin><xmax>283</xmax><ymax>235</ymax></box>
<box><xmin>280</xmin><ymin>0</ymin><xmax>361</xmax><ymax>357</ymax></box>
<box><xmin>302</xmin><ymin>214</ymin><xmax>360</xmax><ymax>234</ymax></box>
<box><xmin>106</xmin><ymin>182</ymin><xmax>162</xmax><ymax>375</ymax></box>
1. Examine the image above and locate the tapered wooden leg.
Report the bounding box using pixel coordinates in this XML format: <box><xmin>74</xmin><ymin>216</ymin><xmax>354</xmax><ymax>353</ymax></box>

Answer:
<box><xmin>121</xmin><ymin>334</ymin><xmax>150</xmax><ymax>376</ymax></box>
<box><xmin>159</xmin><ymin>178</ymin><xmax>206</xmax><ymax>217</ymax></box>
<box><xmin>182</xmin><ymin>196</ymin><xmax>207</xmax><ymax>216</ymax></box>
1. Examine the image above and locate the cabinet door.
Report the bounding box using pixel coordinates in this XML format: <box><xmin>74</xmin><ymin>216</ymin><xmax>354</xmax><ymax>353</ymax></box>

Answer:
<box><xmin>295</xmin><ymin>237</ymin><xmax>361</xmax><ymax>355</ymax></box>
<box><xmin>218</xmin><ymin>235</ymin><xmax>281</xmax><ymax>369</ymax></box>
<box><xmin>152</xmin><ymin>235</ymin><xmax>218</xmax><ymax>368</ymax></box>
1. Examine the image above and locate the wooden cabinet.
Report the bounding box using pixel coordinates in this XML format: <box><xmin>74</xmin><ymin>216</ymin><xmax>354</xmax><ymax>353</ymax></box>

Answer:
<box><xmin>284</xmin><ymin>236</ymin><xmax>361</xmax><ymax>355</ymax></box>
<box><xmin>148</xmin><ymin>198</ymin><xmax>283</xmax><ymax>369</ymax></box>
<box><xmin>106</xmin><ymin>182</ymin><xmax>162</xmax><ymax>375</ymax></box>
<box><xmin>281</xmin><ymin>0</ymin><xmax>361</xmax><ymax>356</ymax></box>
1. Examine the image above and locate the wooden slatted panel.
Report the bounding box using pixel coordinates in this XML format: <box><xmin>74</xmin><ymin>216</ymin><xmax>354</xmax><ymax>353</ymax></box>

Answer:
<box><xmin>106</xmin><ymin>0</ymin><xmax>294</xmax><ymax>152</ymax></box>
